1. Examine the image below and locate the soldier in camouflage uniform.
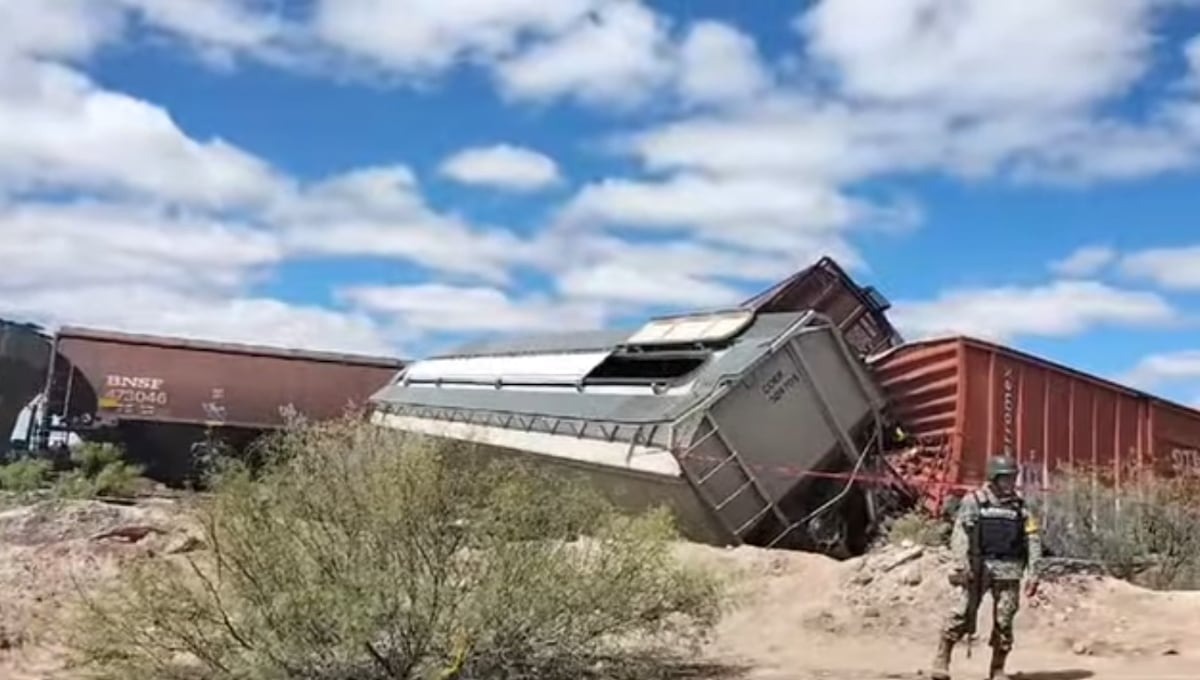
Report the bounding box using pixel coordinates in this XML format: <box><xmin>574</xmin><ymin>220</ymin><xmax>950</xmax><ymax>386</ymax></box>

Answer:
<box><xmin>929</xmin><ymin>455</ymin><xmax>1042</xmax><ymax>680</ymax></box>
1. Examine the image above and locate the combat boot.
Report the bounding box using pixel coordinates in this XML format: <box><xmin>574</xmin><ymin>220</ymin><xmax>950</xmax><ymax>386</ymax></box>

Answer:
<box><xmin>929</xmin><ymin>638</ymin><xmax>953</xmax><ymax>680</ymax></box>
<box><xmin>987</xmin><ymin>648</ymin><xmax>1010</xmax><ymax>680</ymax></box>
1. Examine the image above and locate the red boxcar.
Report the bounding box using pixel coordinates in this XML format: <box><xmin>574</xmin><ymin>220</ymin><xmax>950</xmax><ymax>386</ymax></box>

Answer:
<box><xmin>38</xmin><ymin>326</ymin><xmax>405</xmax><ymax>482</ymax></box>
<box><xmin>869</xmin><ymin>336</ymin><xmax>1200</xmax><ymax>514</ymax></box>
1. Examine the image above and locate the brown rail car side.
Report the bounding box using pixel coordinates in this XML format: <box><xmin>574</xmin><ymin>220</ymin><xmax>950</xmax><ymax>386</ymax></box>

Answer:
<box><xmin>39</xmin><ymin>326</ymin><xmax>404</xmax><ymax>482</ymax></box>
<box><xmin>870</xmin><ymin>336</ymin><xmax>1200</xmax><ymax>514</ymax></box>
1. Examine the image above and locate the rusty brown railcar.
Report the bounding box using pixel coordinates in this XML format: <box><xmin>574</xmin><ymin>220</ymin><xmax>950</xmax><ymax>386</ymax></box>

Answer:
<box><xmin>741</xmin><ymin>256</ymin><xmax>903</xmax><ymax>359</ymax></box>
<box><xmin>39</xmin><ymin>326</ymin><xmax>404</xmax><ymax>482</ymax></box>
<box><xmin>869</xmin><ymin>336</ymin><xmax>1200</xmax><ymax>515</ymax></box>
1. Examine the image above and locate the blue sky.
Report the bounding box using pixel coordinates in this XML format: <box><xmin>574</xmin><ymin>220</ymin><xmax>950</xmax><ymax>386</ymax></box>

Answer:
<box><xmin>1</xmin><ymin>0</ymin><xmax>1200</xmax><ymax>405</ymax></box>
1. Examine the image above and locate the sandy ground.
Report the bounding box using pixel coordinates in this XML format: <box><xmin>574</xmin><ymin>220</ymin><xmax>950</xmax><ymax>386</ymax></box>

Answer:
<box><xmin>2</xmin><ymin>498</ymin><xmax>1198</xmax><ymax>680</ymax></box>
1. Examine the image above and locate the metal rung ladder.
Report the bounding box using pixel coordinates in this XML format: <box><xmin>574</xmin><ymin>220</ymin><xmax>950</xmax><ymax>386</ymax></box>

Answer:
<box><xmin>678</xmin><ymin>417</ymin><xmax>798</xmax><ymax>547</ymax></box>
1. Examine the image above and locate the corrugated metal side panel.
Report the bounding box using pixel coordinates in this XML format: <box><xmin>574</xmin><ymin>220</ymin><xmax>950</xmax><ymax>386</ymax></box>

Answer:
<box><xmin>55</xmin><ymin>336</ymin><xmax>401</xmax><ymax>430</ymax></box>
<box><xmin>1152</xmin><ymin>401</ymin><xmax>1200</xmax><ymax>477</ymax></box>
<box><xmin>958</xmin><ymin>341</ymin><xmax>1150</xmax><ymax>490</ymax></box>
<box><xmin>876</xmin><ymin>336</ymin><xmax>1200</xmax><ymax>514</ymax></box>
<box><xmin>869</xmin><ymin>337</ymin><xmax>963</xmax><ymax>512</ymax></box>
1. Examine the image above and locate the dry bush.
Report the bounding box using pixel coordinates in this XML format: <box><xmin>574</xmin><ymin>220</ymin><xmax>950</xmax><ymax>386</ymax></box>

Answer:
<box><xmin>1029</xmin><ymin>468</ymin><xmax>1200</xmax><ymax>590</ymax></box>
<box><xmin>66</xmin><ymin>417</ymin><xmax>728</xmax><ymax>680</ymax></box>
<box><xmin>880</xmin><ymin>508</ymin><xmax>948</xmax><ymax>548</ymax></box>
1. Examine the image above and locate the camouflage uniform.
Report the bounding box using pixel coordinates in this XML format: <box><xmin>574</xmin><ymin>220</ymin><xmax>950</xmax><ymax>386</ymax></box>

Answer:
<box><xmin>929</xmin><ymin>457</ymin><xmax>1042</xmax><ymax>680</ymax></box>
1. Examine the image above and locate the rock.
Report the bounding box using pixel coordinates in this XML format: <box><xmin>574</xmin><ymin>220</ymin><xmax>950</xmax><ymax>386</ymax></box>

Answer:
<box><xmin>900</xmin><ymin>565</ymin><xmax>923</xmax><ymax>586</ymax></box>
<box><xmin>1161</xmin><ymin>645</ymin><xmax>1180</xmax><ymax>656</ymax></box>
<box><xmin>862</xmin><ymin>606</ymin><xmax>881</xmax><ymax>619</ymax></box>
<box><xmin>164</xmin><ymin>534</ymin><xmax>204</xmax><ymax>555</ymax></box>
<box><xmin>851</xmin><ymin>572</ymin><xmax>874</xmax><ymax>586</ymax></box>
<box><xmin>1072</xmin><ymin>641</ymin><xmax>1093</xmax><ymax>656</ymax></box>
<box><xmin>879</xmin><ymin>546</ymin><xmax>924</xmax><ymax>573</ymax></box>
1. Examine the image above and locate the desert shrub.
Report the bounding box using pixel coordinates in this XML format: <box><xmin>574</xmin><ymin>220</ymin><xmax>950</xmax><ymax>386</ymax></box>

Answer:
<box><xmin>67</xmin><ymin>417</ymin><xmax>727</xmax><ymax>680</ymax></box>
<box><xmin>1030</xmin><ymin>469</ymin><xmax>1200</xmax><ymax>590</ymax></box>
<box><xmin>0</xmin><ymin>457</ymin><xmax>53</xmax><ymax>492</ymax></box>
<box><xmin>53</xmin><ymin>443</ymin><xmax>144</xmax><ymax>499</ymax></box>
<box><xmin>883</xmin><ymin>508</ymin><xmax>948</xmax><ymax>547</ymax></box>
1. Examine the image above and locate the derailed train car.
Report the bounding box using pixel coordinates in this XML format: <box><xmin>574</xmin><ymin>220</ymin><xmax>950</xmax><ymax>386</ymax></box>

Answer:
<box><xmin>1</xmin><ymin>318</ymin><xmax>52</xmax><ymax>454</ymax></box>
<box><xmin>36</xmin><ymin>326</ymin><xmax>404</xmax><ymax>483</ymax></box>
<box><xmin>870</xmin><ymin>336</ymin><xmax>1200</xmax><ymax>515</ymax></box>
<box><xmin>741</xmin><ymin>256</ymin><xmax>904</xmax><ymax>359</ymax></box>
<box><xmin>370</xmin><ymin>308</ymin><xmax>909</xmax><ymax>556</ymax></box>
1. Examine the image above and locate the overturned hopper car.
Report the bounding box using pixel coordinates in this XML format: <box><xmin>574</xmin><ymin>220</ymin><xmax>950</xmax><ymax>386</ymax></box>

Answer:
<box><xmin>1</xmin><ymin>319</ymin><xmax>52</xmax><ymax>454</ymax></box>
<box><xmin>36</xmin><ymin>326</ymin><xmax>405</xmax><ymax>483</ymax></box>
<box><xmin>370</xmin><ymin>309</ymin><xmax>908</xmax><ymax>556</ymax></box>
<box><xmin>869</xmin><ymin>336</ymin><xmax>1200</xmax><ymax>516</ymax></box>
<box><xmin>741</xmin><ymin>256</ymin><xmax>904</xmax><ymax>359</ymax></box>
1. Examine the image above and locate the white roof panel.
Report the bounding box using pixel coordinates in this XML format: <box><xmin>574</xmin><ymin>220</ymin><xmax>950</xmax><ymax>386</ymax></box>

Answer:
<box><xmin>627</xmin><ymin>310</ymin><xmax>754</xmax><ymax>346</ymax></box>
<box><xmin>402</xmin><ymin>351</ymin><xmax>611</xmax><ymax>385</ymax></box>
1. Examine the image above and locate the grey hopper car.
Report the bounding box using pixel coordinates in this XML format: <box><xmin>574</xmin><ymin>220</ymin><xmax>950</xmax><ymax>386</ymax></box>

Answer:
<box><xmin>369</xmin><ymin>309</ymin><xmax>901</xmax><ymax>555</ymax></box>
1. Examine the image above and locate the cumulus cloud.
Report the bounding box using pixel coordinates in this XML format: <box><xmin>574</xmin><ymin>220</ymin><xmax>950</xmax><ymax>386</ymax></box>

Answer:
<box><xmin>312</xmin><ymin>0</ymin><xmax>600</xmax><ymax>76</ymax></box>
<box><xmin>491</xmin><ymin>1</ymin><xmax>675</xmax><ymax>110</ymax></box>
<box><xmin>0</xmin><ymin>60</ymin><xmax>284</xmax><ymax>208</ymax></box>
<box><xmin>890</xmin><ymin>280</ymin><xmax>1178</xmax><ymax>342</ymax></box>
<box><xmin>338</xmin><ymin>283</ymin><xmax>610</xmax><ymax>334</ymax></box>
<box><xmin>0</xmin><ymin>284</ymin><xmax>394</xmax><ymax>356</ymax></box>
<box><xmin>797</xmin><ymin>0</ymin><xmax>1154</xmax><ymax>114</ymax></box>
<box><xmin>1120</xmin><ymin>244</ymin><xmax>1200</xmax><ymax>290</ymax></box>
<box><xmin>1050</xmin><ymin>245</ymin><xmax>1118</xmax><ymax>278</ymax></box>
<box><xmin>1120</xmin><ymin>350</ymin><xmax>1200</xmax><ymax>391</ymax></box>
<box><xmin>273</xmin><ymin>165</ymin><xmax>534</xmax><ymax>283</ymax></box>
<box><xmin>438</xmin><ymin>144</ymin><xmax>561</xmax><ymax>191</ymax></box>
<box><xmin>676</xmin><ymin>20</ymin><xmax>771</xmax><ymax>106</ymax></box>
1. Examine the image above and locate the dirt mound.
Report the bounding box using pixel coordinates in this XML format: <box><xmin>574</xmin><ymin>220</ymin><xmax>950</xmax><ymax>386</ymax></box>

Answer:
<box><xmin>0</xmin><ymin>498</ymin><xmax>202</xmax><ymax>676</ymax></box>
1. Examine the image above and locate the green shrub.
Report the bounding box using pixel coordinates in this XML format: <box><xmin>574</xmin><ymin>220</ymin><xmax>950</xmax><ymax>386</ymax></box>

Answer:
<box><xmin>67</xmin><ymin>417</ymin><xmax>727</xmax><ymax>680</ymax></box>
<box><xmin>52</xmin><ymin>443</ymin><xmax>144</xmax><ymax>499</ymax></box>
<box><xmin>0</xmin><ymin>457</ymin><xmax>53</xmax><ymax>492</ymax></box>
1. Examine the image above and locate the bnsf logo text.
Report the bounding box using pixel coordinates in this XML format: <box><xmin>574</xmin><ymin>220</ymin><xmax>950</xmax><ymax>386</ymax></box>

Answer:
<box><xmin>105</xmin><ymin>375</ymin><xmax>164</xmax><ymax>390</ymax></box>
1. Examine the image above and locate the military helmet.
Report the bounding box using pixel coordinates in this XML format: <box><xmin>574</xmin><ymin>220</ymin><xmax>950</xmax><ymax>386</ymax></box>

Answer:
<box><xmin>986</xmin><ymin>455</ymin><xmax>1019</xmax><ymax>480</ymax></box>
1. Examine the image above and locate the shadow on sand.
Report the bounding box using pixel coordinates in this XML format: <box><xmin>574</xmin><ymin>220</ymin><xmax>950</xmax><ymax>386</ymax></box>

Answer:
<box><xmin>1011</xmin><ymin>671</ymin><xmax>1095</xmax><ymax>680</ymax></box>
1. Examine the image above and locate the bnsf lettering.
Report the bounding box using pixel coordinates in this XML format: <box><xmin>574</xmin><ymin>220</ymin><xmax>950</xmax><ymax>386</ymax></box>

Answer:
<box><xmin>1171</xmin><ymin>448</ymin><xmax>1200</xmax><ymax>473</ymax></box>
<box><xmin>105</xmin><ymin>375</ymin><xmax>164</xmax><ymax>390</ymax></box>
<box><xmin>101</xmin><ymin>374</ymin><xmax>169</xmax><ymax>414</ymax></box>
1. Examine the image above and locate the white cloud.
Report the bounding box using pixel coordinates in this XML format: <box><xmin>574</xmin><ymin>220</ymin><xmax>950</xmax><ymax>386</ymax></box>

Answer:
<box><xmin>0</xmin><ymin>0</ymin><xmax>124</xmax><ymax>61</ymax></box>
<box><xmin>492</xmin><ymin>1</ymin><xmax>675</xmax><ymax>109</ymax></box>
<box><xmin>1120</xmin><ymin>245</ymin><xmax>1200</xmax><ymax>289</ymax></box>
<box><xmin>0</xmin><ymin>284</ymin><xmax>394</xmax><ymax>356</ymax></box>
<box><xmin>312</xmin><ymin>0</ymin><xmax>600</xmax><ymax>75</ymax></box>
<box><xmin>0</xmin><ymin>59</ymin><xmax>285</xmax><ymax>208</ymax></box>
<box><xmin>117</xmin><ymin>0</ymin><xmax>288</xmax><ymax>58</ymax></box>
<box><xmin>676</xmin><ymin>21</ymin><xmax>771</xmax><ymax>106</ymax></box>
<box><xmin>1050</xmin><ymin>245</ymin><xmax>1118</xmax><ymax>278</ymax></box>
<box><xmin>438</xmin><ymin>144</ymin><xmax>561</xmax><ymax>191</ymax></box>
<box><xmin>559</xmin><ymin>173</ymin><xmax>870</xmax><ymax>252</ymax></box>
<box><xmin>797</xmin><ymin>0</ymin><xmax>1155</xmax><ymax>115</ymax></box>
<box><xmin>549</xmin><ymin>236</ymin><xmax>809</xmax><ymax>307</ymax></box>
<box><xmin>339</xmin><ymin>284</ymin><xmax>609</xmax><ymax>333</ymax></box>
<box><xmin>0</xmin><ymin>200</ymin><xmax>392</xmax><ymax>356</ymax></box>
<box><xmin>0</xmin><ymin>200</ymin><xmax>280</xmax><ymax>292</ymax></box>
<box><xmin>890</xmin><ymin>280</ymin><xmax>1177</xmax><ymax>342</ymax></box>
<box><xmin>273</xmin><ymin>165</ymin><xmax>533</xmax><ymax>283</ymax></box>
<box><xmin>1120</xmin><ymin>350</ymin><xmax>1200</xmax><ymax>390</ymax></box>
